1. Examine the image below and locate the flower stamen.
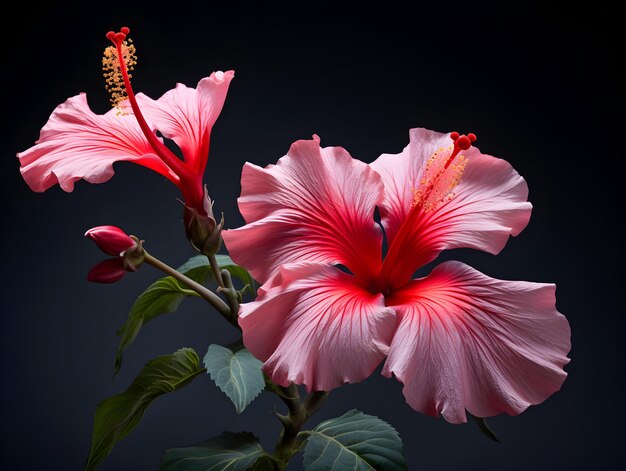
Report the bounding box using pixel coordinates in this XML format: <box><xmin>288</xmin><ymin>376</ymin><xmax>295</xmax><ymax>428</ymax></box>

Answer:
<box><xmin>102</xmin><ymin>27</ymin><xmax>202</xmax><ymax>207</ymax></box>
<box><xmin>102</xmin><ymin>35</ymin><xmax>136</xmax><ymax>113</ymax></box>
<box><xmin>372</xmin><ymin>131</ymin><xmax>476</xmax><ymax>292</ymax></box>
<box><xmin>410</xmin><ymin>131</ymin><xmax>474</xmax><ymax>213</ymax></box>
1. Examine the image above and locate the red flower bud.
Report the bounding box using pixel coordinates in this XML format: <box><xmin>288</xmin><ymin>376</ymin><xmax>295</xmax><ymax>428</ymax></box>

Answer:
<box><xmin>87</xmin><ymin>258</ymin><xmax>127</xmax><ymax>283</ymax></box>
<box><xmin>85</xmin><ymin>225</ymin><xmax>145</xmax><ymax>283</ymax></box>
<box><xmin>85</xmin><ymin>225</ymin><xmax>135</xmax><ymax>256</ymax></box>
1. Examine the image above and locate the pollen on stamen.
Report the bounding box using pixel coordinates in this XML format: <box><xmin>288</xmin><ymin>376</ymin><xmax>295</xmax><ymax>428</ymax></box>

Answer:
<box><xmin>102</xmin><ymin>37</ymin><xmax>137</xmax><ymax>114</ymax></box>
<box><xmin>410</xmin><ymin>145</ymin><xmax>468</xmax><ymax>212</ymax></box>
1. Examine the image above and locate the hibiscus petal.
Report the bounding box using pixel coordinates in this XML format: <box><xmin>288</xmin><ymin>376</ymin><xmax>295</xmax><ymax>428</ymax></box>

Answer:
<box><xmin>382</xmin><ymin>261</ymin><xmax>570</xmax><ymax>424</ymax></box>
<box><xmin>17</xmin><ymin>94</ymin><xmax>177</xmax><ymax>192</ymax></box>
<box><xmin>371</xmin><ymin>128</ymin><xmax>532</xmax><ymax>286</ymax></box>
<box><xmin>239</xmin><ymin>263</ymin><xmax>396</xmax><ymax>391</ymax></box>
<box><xmin>223</xmin><ymin>137</ymin><xmax>384</xmax><ymax>285</ymax></box>
<box><xmin>136</xmin><ymin>71</ymin><xmax>234</xmax><ymax>170</ymax></box>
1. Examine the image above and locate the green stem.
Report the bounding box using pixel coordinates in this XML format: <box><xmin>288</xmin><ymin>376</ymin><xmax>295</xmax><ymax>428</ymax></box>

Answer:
<box><xmin>270</xmin><ymin>384</ymin><xmax>328</xmax><ymax>470</ymax></box>
<box><xmin>208</xmin><ymin>253</ymin><xmax>225</xmax><ymax>288</ymax></box>
<box><xmin>143</xmin><ymin>251</ymin><xmax>236</xmax><ymax>327</ymax></box>
<box><xmin>218</xmin><ymin>269</ymin><xmax>240</xmax><ymax>326</ymax></box>
<box><xmin>303</xmin><ymin>391</ymin><xmax>328</xmax><ymax>418</ymax></box>
<box><xmin>279</xmin><ymin>384</ymin><xmax>301</xmax><ymax>415</ymax></box>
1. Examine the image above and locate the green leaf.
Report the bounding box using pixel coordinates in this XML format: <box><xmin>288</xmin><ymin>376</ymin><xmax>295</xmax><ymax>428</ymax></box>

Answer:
<box><xmin>302</xmin><ymin>409</ymin><xmax>407</xmax><ymax>471</ymax></box>
<box><xmin>175</xmin><ymin>254</ymin><xmax>214</xmax><ymax>281</ymax></box>
<box><xmin>468</xmin><ymin>413</ymin><xmax>501</xmax><ymax>443</ymax></box>
<box><xmin>114</xmin><ymin>254</ymin><xmax>256</xmax><ymax>374</ymax></box>
<box><xmin>203</xmin><ymin>344</ymin><xmax>265</xmax><ymax>413</ymax></box>
<box><xmin>114</xmin><ymin>257</ymin><xmax>211</xmax><ymax>374</ymax></box>
<box><xmin>160</xmin><ymin>432</ymin><xmax>272</xmax><ymax>471</ymax></box>
<box><xmin>86</xmin><ymin>348</ymin><xmax>204</xmax><ymax>470</ymax></box>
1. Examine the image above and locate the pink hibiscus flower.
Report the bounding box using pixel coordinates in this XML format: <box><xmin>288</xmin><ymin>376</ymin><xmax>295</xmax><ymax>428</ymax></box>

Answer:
<box><xmin>223</xmin><ymin>129</ymin><xmax>571</xmax><ymax>423</ymax></box>
<box><xmin>17</xmin><ymin>27</ymin><xmax>234</xmax><ymax>216</ymax></box>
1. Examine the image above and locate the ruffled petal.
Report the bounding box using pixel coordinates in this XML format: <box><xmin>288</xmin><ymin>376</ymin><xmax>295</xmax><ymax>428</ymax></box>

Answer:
<box><xmin>223</xmin><ymin>137</ymin><xmax>384</xmax><ymax>285</ymax></box>
<box><xmin>239</xmin><ymin>263</ymin><xmax>396</xmax><ymax>391</ymax></box>
<box><xmin>17</xmin><ymin>94</ymin><xmax>177</xmax><ymax>192</ymax></box>
<box><xmin>382</xmin><ymin>261</ymin><xmax>570</xmax><ymax>424</ymax></box>
<box><xmin>371</xmin><ymin>128</ymin><xmax>532</xmax><ymax>287</ymax></box>
<box><xmin>136</xmin><ymin>71</ymin><xmax>234</xmax><ymax>170</ymax></box>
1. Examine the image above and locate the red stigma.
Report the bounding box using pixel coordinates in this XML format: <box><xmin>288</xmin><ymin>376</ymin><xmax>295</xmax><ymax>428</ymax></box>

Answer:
<box><xmin>456</xmin><ymin>135</ymin><xmax>471</xmax><ymax>150</ymax></box>
<box><xmin>449</xmin><ymin>131</ymin><xmax>477</xmax><ymax>151</ymax></box>
<box><xmin>106</xmin><ymin>27</ymin><xmax>129</xmax><ymax>45</ymax></box>
<box><xmin>443</xmin><ymin>131</ymin><xmax>477</xmax><ymax>170</ymax></box>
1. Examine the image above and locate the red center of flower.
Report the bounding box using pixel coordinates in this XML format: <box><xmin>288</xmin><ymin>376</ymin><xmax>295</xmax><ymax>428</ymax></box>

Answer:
<box><xmin>102</xmin><ymin>27</ymin><xmax>206</xmax><ymax>213</ymax></box>
<box><xmin>371</xmin><ymin>131</ymin><xmax>476</xmax><ymax>294</ymax></box>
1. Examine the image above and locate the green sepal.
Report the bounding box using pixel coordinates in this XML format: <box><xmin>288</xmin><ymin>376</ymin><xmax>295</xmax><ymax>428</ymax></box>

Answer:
<box><xmin>468</xmin><ymin>412</ymin><xmax>501</xmax><ymax>443</ymax></box>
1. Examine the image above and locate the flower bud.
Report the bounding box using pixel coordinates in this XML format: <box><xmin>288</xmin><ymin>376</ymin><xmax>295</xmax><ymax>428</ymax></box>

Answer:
<box><xmin>87</xmin><ymin>258</ymin><xmax>127</xmax><ymax>283</ymax></box>
<box><xmin>85</xmin><ymin>225</ymin><xmax>135</xmax><ymax>256</ymax></box>
<box><xmin>85</xmin><ymin>227</ymin><xmax>145</xmax><ymax>284</ymax></box>
<box><xmin>183</xmin><ymin>186</ymin><xmax>224</xmax><ymax>256</ymax></box>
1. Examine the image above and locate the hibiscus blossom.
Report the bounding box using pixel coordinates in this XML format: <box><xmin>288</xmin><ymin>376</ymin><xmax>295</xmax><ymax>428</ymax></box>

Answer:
<box><xmin>223</xmin><ymin>129</ymin><xmax>571</xmax><ymax>423</ymax></box>
<box><xmin>17</xmin><ymin>27</ymin><xmax>234</xmax><ymax>216</ymax></box>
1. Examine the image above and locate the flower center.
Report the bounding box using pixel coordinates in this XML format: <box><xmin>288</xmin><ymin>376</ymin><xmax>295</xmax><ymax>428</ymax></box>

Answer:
<box><xmin>371</xmin><ymin>132</ymin><xmax>476</xmax><ymax>294</ymax></box>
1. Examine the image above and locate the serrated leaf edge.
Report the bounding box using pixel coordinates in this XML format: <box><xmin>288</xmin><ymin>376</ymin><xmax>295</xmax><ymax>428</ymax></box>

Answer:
<box><xmin>204</xmin><ymin>345</ymin><xmax>265</xmax><ymax>414</ymax></box>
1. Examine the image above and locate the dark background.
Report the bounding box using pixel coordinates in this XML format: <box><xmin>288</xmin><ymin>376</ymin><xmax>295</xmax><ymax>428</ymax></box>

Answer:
<box><xmin>2</xmin><ymin>1</ymin><xmax>623</xmax><ymax>469</ymax></box>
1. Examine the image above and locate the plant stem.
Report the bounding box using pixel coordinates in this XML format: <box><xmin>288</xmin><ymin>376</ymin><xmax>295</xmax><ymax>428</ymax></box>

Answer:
<box><xmin>208</xmin><ymin>253</ymin><xmax>225</xmax><ymax>288</ymax></box>
<box><xmin>218</xmin><ymin>269</ymin><xmax>240</xmax><ymax>324</ymax></box>
<box><xmin>271</xmin><ymin>384</ymin><xmax>328</xmax><ymax>469</ymax></box>
<box><xmin>143</xmin><ymin>251</ymin><xmax>237</xmax><ymax>328</ymax></box>
<box><xmin>303</xmin><ymin>391</ymin><xmax>328</xmax><ymax>418</ymax></box>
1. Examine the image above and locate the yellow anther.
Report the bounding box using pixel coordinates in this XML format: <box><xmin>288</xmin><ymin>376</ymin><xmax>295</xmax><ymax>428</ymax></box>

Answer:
<box><xmin>102</xmin><ymin>39</ymin><xmax>137</xmax><ymax>113</ymax></box>
<box><xmin>411</xmin><ymin>145</ymin><xmax>467</xmax><ymax>212</ymax></box>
